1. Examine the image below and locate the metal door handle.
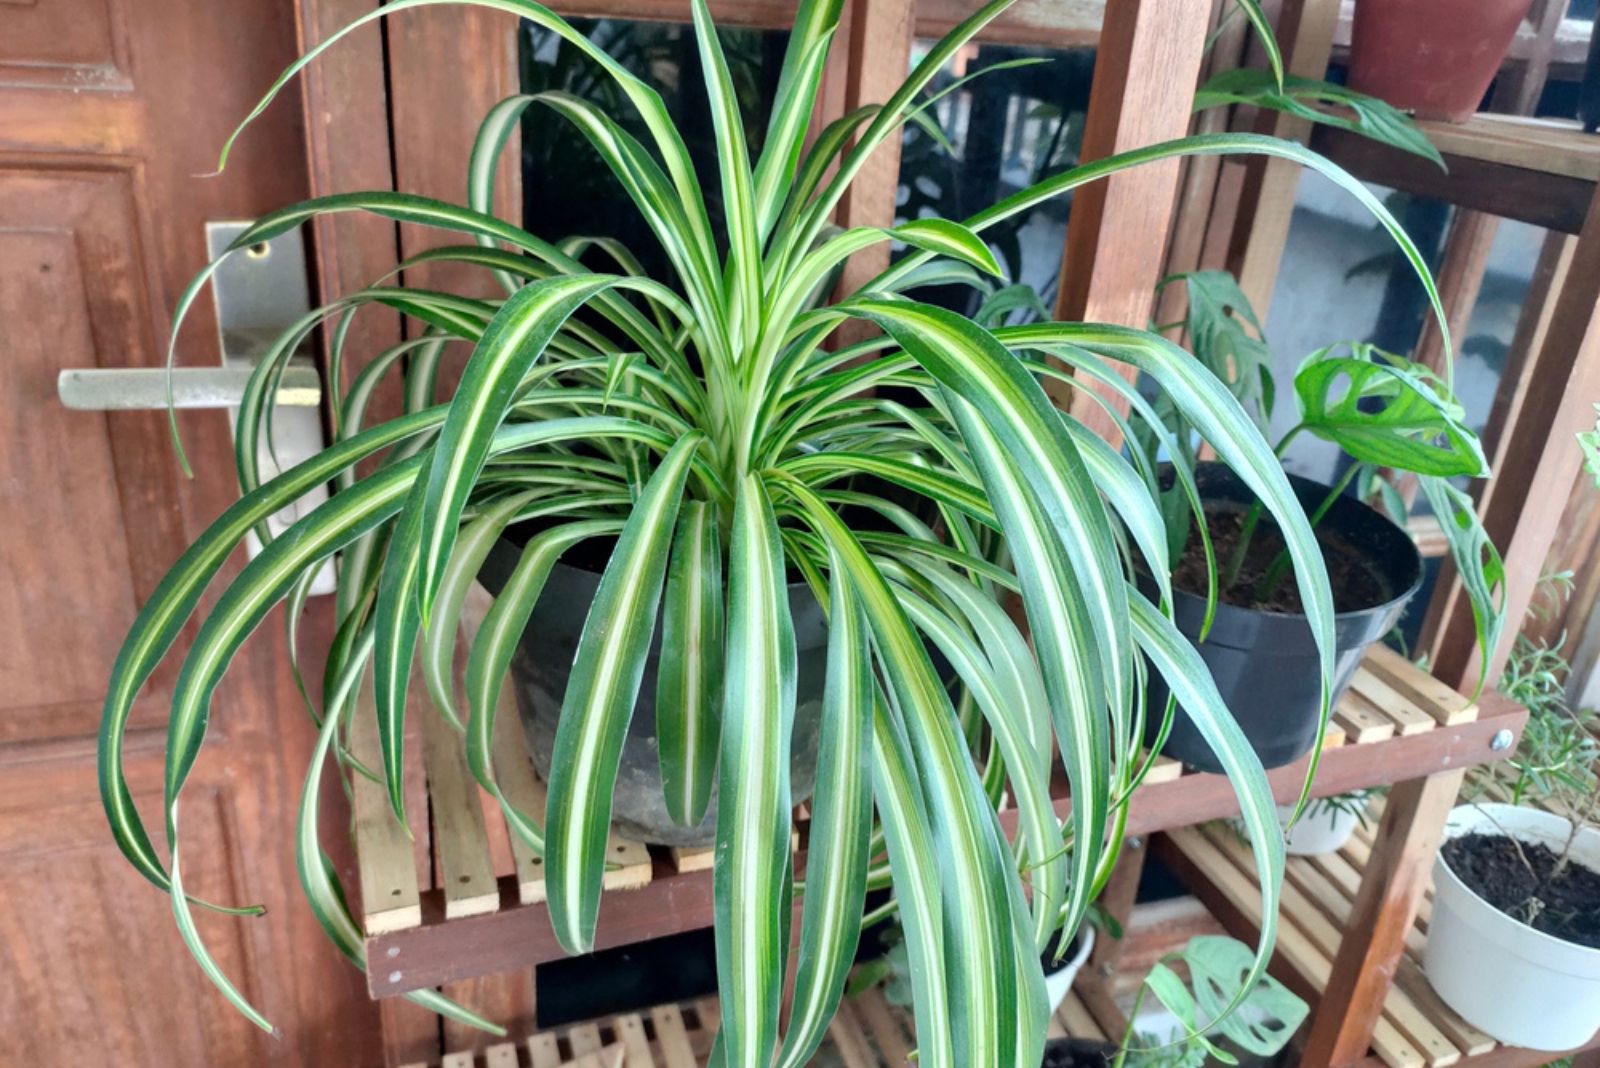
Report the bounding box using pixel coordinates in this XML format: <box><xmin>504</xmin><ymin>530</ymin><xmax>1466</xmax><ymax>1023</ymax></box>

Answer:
<box><xmin>56</xmin><ymin>221</ymin><xmax>338</xmax><ymax>594</ymax></box>
<box><xmin>57</xmin><ymin>366</ymin><xmax>321</xmax><ymax>411</ymax></box>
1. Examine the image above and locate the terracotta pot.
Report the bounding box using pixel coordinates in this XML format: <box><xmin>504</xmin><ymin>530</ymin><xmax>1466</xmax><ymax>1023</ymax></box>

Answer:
<box><xmin>1348</xmin><ymin>0</ymin><xmax>1535</xmax><ymax>122</ymax></box>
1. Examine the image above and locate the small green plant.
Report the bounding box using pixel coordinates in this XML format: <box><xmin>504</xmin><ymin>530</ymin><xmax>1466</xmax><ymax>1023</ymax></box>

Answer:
<box><xmin>1194</xmin><ymin>69</ymin><xmax>1444</xmax><ymax>167</ymax></box>
<box><xmin>1465</xmin><ymin>571</ymin><xmax>1600</xmax><ymax>926</ymax></box>
<box><xmin>1303</xmin><ymin>788</ymin><xmax>1379</xmax><ymax>831</ymax></box>
<box><xmin>1198</xmin><ymin>1</ymin><xmax>1444</xmax><ymax>168</ymax></box>
<box><xmin>1579</xmin><ymin>406</ymin><xmax>1600</xmax><ymax>485</ymax></box>
<box><xmin>1472</xmin><ymin>575</ymin><xmax>1599</xmax><ymax>810</ymax></box>
<box><xmin>1222</xmin><ymin>787</ymin><xmax>1379</xmax><ymax>847</ymax></box>
<box><xmin>1146</xmin><ymin>276</ymin><xmax>1504</xmax><ymax>689</ymax></box>
<box><xmin>1115</xmin><ymin>936</ymin><xmax>1308</xmax><ymax>1068</ymax></box>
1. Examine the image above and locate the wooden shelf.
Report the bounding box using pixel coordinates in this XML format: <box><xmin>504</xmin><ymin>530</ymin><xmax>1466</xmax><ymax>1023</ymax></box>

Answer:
<box><xmin>1156</xmin><ymin>810</ymin><xmax>1600</xmax><ymax>1068</ymax></box>
<box><xmin>1415</xmin><ymin>114</ymin><xmax>1600</xmax><ymax>183</ymax></box>
<box><xmin>401</xmin><ymin>980</ymin><xmax>1107</xmax><ymax>1067</ymax></box>
<box><xmin>357</xmin><ymin>647</ymin><xmax>1524</xmax><ymax>1000</ymax></box>
<box><xmin>1310</xmin><ymin>117</ymin><xmax>1600</xmax><ymax>235</ymax></box>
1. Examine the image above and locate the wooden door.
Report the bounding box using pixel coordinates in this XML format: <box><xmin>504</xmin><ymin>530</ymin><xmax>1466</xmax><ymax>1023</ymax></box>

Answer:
<box><xmin>0</xmin><ymin>1</ymin><xmax>382</xmax><ymax>1063</ymax></box>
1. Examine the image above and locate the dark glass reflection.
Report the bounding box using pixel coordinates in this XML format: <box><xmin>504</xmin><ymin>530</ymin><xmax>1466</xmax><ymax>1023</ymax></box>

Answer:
<box><xmin>895</xmin><ymin>41</ymin><xmax>1097</xmax><ymax>316</ymax></box>
<box><xmin>518</xmin><ymin>18</ymin><xmax>788</xmax><ymax>280</ymax></box>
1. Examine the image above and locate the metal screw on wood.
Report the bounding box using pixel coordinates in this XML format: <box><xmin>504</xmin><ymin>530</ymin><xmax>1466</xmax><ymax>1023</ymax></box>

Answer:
<box><xmin>1490</xmin><ymin>729</ymin><xmax>1515</xmax><ymax>751</ymax></box>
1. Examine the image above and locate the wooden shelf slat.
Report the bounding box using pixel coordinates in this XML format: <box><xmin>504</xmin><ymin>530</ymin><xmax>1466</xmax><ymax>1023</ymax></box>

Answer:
<box><xmin>1412</xmin><ymin>115</ymin><xmax>1600</xmax><ymax>184</ymax></box>
<box><xmin>1205</xmin><ymin>824</ymin><xmax>1463</xmax><ymax>1067</ymax></box>
<box><xmin>1159</xmin><ymin>804</ymin><xmax>1600</xmax><ymax>1068</ymax></box>
<box><xmin>1116</xmin><ymin>690</ymin><xmax>1521</xmax><ymax>838</ymax></box>
<box><xmin>1350</xmin><ymin>673</ymin><xmax>1436</xmax><ymax>736</ymax></box>
<box><xmin>418</xmin><ymin>691</ymin><xmax>501</xmax><ymax>920</ymax></box>
<box><xmin>1058</xmin><ymin>990</ymin><xmax>1108</xmax><ymax>1043</ymax></box>
<box><xmin>1309</xmin><ymin>125</ymin><xmax>1596</xmax><ymax>236</ymax></box>
<box><xmin>360</xmin><ymin>652</ymin><xmax>1525</xmax><ymax>999</ymax></box>
<box><xmin>353</xmin><ymin>668</ymin><xmax>423</xmax><ymax>935</ymax></box>
<box><xmin>1364</xmin><ymin>647</ymin><xmax>1480</xmax><ymax>727</ymax></box>
<box><xmin>424</xmin><ymin>979</ymin><xmax>1107</xmax><ymax>1068</ymax></box>
<box><xmin>488</xmin><ymin>683</ymin><xmax>549</xmax><ymax>906</ymax></box>
<box><xmin>1305</xmin><ymin>110</ymin><xmax>1600</xmax><ymax>229</ymax></box>
<box><xmin>1336</xmin><ymin>692</ymin><xmax>1399</xmax><ymax>743</ymax></box>
<box><xmin>1163</xmin><ymin>825</ymin><xmax>1427</xmax><ymax>1068</ymax></box>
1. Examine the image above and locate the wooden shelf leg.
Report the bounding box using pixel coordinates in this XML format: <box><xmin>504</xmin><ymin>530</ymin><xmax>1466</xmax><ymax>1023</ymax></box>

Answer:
<box><xmin>1049</xmin><ymin>0</ymin><xmax>1211</xmax><ymax>448</ymax></box>
<box><xmin>1073</xmin><ymin>835</ymin><xmax>1148</xmax><ymax>1043</ymax></box>
<box><xmin>1425</xmin><ymin>182</ymin><xmax>1600</xmax><ymax>686</ymax></box>
<box><xmin>826</xmin><ymin>0</ymin><xmax>914</xmax><ymax>352</ymax></box>
<box><xmin>1086</xmin><ymin>835</ymin><xmax>1147</xmax><ymax>980</ymax></box>
<box><xmin>1221</xmin><ymin>0</ymin><xmax>1342</xmax><ymax>316</ymax></box>
<box><xmin>1298</xmin><ymin>770</ymin><xmax>1465</xmax><ymax>1068</ymax></box>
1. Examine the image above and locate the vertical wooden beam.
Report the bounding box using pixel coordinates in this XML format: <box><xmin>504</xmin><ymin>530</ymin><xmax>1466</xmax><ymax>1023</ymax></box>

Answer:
<box><xmin>294</xmin><ymin>6</ymin><xmax>431</xmax><ymax>1065</ymax></box>
<box><xmin>1082</xmin><ymin>835</ymin><xmax>1147</xmax><ymax>982</ymax></box>
<box><xmin>383</xmin><ymin>10</ymin><xmax>525</xmax><ymax>1052</ymax></box>
<box><xmin>1527</xmin><ymin>467</ymin><xmax>1600</xmax><ymax>651</ymax></box>
<box><xmin>1426</xmin><ymin>186</ymin><xmax>1600</xmax><ymax>688</ymax></box>
<box><xmin>387</xmin><ymin>6</ymin><xmax>520</xmax><ymax>297</ymax></box>
<box><xmin>1299</xmin><ymin>772</ymin><xmax>1469</xmax><ymax>1067</ymax></box>
<box><xmin>1413</xmin><ymin>213</ymin><xmax>1499</xmax><ymax>377</ymax></box>
<box><xmin>829</xmin><ymin>0</ymin><xmax>915</xmax><ymax>349</ymax></box>
<box><xmin>1050</xmin><ymin>0</ymin><xmax>1211</xmax><ymax>444</ymax></box>
<box><xmin>294</xmin><ymin>0</ymin><xmax>405</xmax><ymax>440</ymax></box>
<box><xmin>1155</xmin><ymin>0</ymin><xmax>1248</xmax><ymax>332</ymax></box>
<box><xmin>1495</xmin><ymin>0</ymin><xmax>1572</xmax><ymax>115</ymax></box>
<box><xmin>1378</xmin><ymin>209</ymin><xmax>1501</xmax><ymax>507</ymax></box>
<box><xmin>834</xmin><ymin>0</ymin><xmax>916</xmax><ymax>239</ymax></box>
<box><xmin>1221</xmin><ymin>0</ymin><xmax>1342</xmax><ymax>316</ymax></box>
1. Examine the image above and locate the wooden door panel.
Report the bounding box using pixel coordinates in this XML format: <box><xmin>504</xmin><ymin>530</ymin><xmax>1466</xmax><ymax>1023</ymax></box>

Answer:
<box><xmin>0</xmin><ymin>165</ymin><xmax>187</xmax><ymax>746</ymax></box>
<box><xmin>0</xmin><ymin>754</ymin><xmax>268</xmax><ymax>1065</ymax></box>
<box><xmin>0</xmin><ymin>0</ymin><xmax>135</xmax><ymax>92</ymax></box>
<box><xmin>0</xmin><ymin>0</ymin><xmax>385</xmax><ymax>1062</ymax></box>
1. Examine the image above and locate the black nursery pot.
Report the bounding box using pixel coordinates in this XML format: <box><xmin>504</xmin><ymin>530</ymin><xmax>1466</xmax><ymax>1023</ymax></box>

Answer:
<box><xmin>479</xmin><ymin>538</ymin><xmax>829</xmax><ymax>847</ymax></box>
<box><xmin>1041</xmin><ymin>1038</ymin><xmax>1116</xmax><ymax>1068</ymax></box>
<box><xmin>1145</xmin><ymin>463</ymin><xmax>1423</xmax><ymax>773</ymax></box>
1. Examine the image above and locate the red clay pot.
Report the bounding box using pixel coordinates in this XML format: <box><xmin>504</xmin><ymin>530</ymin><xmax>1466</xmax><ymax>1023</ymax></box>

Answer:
<box><xmin>1347</xmin><ymin>0</ymin><xmax>1535</xmax><ymax>122</ymax></box>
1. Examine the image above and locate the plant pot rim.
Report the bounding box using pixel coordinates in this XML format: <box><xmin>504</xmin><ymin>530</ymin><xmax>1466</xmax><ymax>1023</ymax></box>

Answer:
<box><xmin>1437</xmin><ymin>802</ymin><xmax>1600</xmax><ymax>958</ymax></box>
<box><xmin>1168</xmin><ymin>462</ymin><xmax>1424</xmax><ymax>625</ymax></box>
<box><xmin>496</xmin><ymin>533</ymin><xmax>819</xmax><ymax>594</ymax></box>
<box><xmin>1042</xmin><ymin>924</ymin><xmax>1095</xmax><ymax>976</ymax></box>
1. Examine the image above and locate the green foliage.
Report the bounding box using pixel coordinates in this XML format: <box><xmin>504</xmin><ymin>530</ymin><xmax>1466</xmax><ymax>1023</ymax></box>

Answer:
<box><xmin>98</xmin><ymin>0</ymin><xmax>1456</xmax><ymax>1060</ymax></box>
<box><xmin>1492</xmin><ymin>595</ymin><xmax>1582</xmax><ymax>823</ymax></box>
<box><xmin>1148</xmin><ymin>278</ymin><xmax>1502</xmax><ymax>692</ymax></box>
<box><xmin>1293</xmin><ymin>343</ymin><xmax>1486</xmax><ymax>478</ymax></box>
<box><xmin>1195</xmin><ymin>69</ymin><xmax>1444</xmax><ymax>167</ymax></box>
<box><xmin>1155</xmin><ymin>271</ymin><xmax>1274</xmax><ymax>435</ymax></box>
<box><xmin>1579</xmin><ymin>405</ymin><xmax>1600</xmax><ymax>488</ymax></box>
<box><xmin>1116</xmin><ymin>936</ymin><xmax>1309</xmax><ymax>1068</ymax></box>
<box><xmin>1473</xmin><ymin>575</ymin><xmax>1600</xmax><ymax>810</ymax></box>
<box><xmin>1306</xmin><ymin>787</ymin><xmax>1380</xmax><ymax>830</ymax></box>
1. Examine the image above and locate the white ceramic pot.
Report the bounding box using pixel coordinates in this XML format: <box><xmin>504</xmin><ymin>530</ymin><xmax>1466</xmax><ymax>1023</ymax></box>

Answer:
<box><xmin>1277</xmin><ymin>799</ymin><xmax>1362</xmax><ymax>856</ymax></box>
<box><xmin>1424</xmin><ymin>803</ymin><xmax>1600</xmax><ymax>1051</ymax></box>
<box><xmin>1043</xmin><ymin>926</ymin><xmax>1095</xmax><ymax>1013</ymax></box>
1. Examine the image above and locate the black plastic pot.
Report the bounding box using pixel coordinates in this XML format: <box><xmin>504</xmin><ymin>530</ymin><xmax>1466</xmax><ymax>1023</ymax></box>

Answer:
<box><xmin>480</xmin><ymin>539</ymin><xmax>829</xmax><ymax>847</ymax></box>
<box><xmin>1145</xmin><ymin>464</ymin><xmax>1423</xmax><ymax>773</ymax></box>
<box><xmin>1041</xmin><ymin>1038</ymin><xmax>1115</xmax><ymax>1068</ymax></box>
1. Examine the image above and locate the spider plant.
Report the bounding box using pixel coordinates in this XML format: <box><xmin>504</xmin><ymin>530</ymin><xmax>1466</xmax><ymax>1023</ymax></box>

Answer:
<box><xmin>100</xmin><ymin>0</ymin><xmax>1449</xmax><ymax>1063</ymax></box>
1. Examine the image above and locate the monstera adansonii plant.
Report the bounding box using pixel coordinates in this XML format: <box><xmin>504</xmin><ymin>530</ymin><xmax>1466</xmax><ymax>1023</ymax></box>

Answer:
<box><xmin>99</xmin><ymin>0</ymin><xmax>1449</xmax><ymax>1063</ymax></box>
